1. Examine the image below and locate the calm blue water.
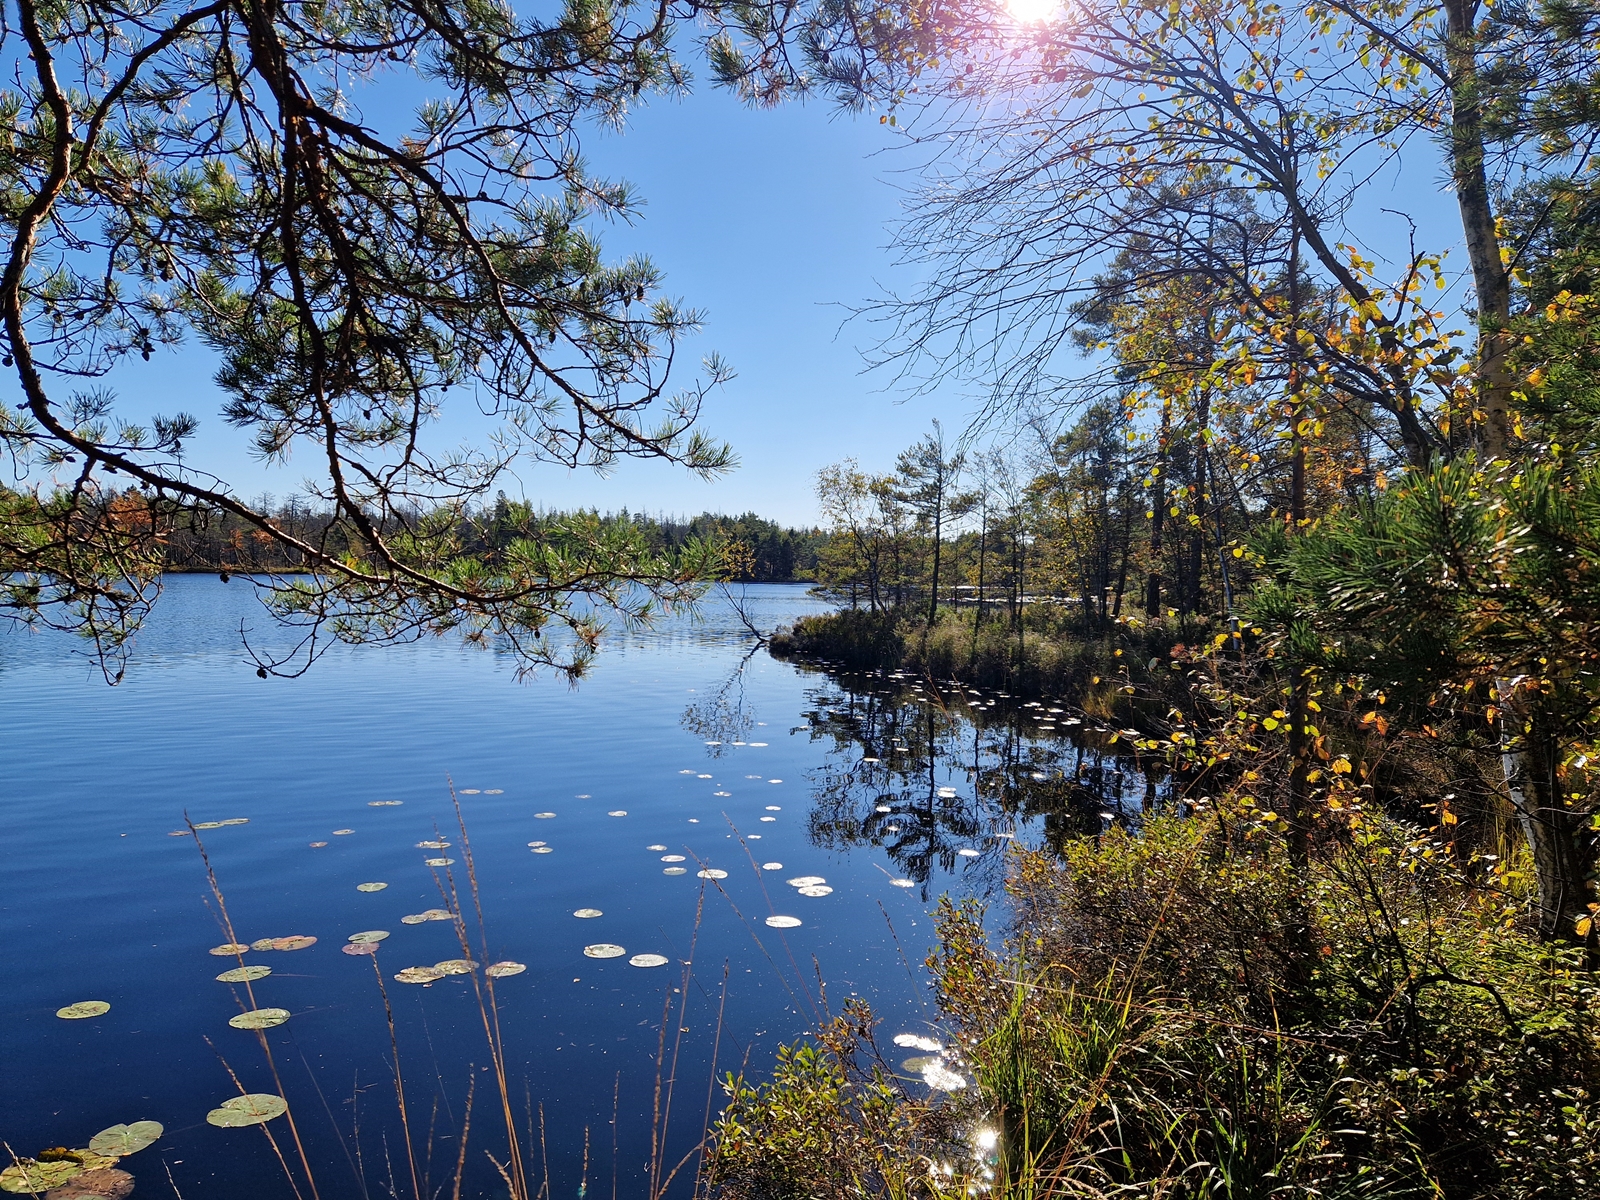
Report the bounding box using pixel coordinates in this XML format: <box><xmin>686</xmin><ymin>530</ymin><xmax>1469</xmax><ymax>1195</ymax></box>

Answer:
<box><xmin>0</xmin><ymin>578</ymin><xmax>1147</xmax><ymax>1198</ymax></box>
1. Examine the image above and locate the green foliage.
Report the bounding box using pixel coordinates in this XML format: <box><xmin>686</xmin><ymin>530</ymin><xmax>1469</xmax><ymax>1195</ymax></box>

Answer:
<box><xmin>710</xmin><ymin>818</ymin><xmax>1600</xmax><ymax>1199</ymax></box>
<box><xmin>706</xmin><ymin>1002</ymin><xmax>960</xmax><ymax>1200</ymax></box>
<box><xmin>1258</xmin><ymin>454</ymin><xmax>1600</xmax><ymax>937</ymax></box>
<box><xmin>0</xmin><ymin>0</ymin><xmax>733</xmax><ymax>677</ymax></box>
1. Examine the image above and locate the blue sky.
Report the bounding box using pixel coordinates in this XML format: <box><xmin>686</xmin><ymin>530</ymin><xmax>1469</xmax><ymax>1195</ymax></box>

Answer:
<box><xmin>95</xmin><ymin>79</ymin><xmax>974</xmax><ymax>528</ymax></box>
<box><xmin>69</xmin><ymin>42</ymin><xmax>1480</xmax><ymax>529</ymax></box>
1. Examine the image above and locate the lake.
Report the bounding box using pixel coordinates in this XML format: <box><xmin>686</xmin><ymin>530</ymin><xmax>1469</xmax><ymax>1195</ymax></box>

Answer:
<box><xmin>0</xmin><ymin>578</ymin><xmax>1151</xmax><ymax>1198</ymax></box>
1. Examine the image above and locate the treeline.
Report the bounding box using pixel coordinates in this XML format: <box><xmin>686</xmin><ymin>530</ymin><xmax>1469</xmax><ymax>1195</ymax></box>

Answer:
<box><xmin>808</xmin><ymin>404</ymin><xmax>1273</xmax><ymax>634</ymax></box>
<box><xmin>159</xmin><ymin>493</ymin><xmax>827</xmax><ymax>583</ymax></box>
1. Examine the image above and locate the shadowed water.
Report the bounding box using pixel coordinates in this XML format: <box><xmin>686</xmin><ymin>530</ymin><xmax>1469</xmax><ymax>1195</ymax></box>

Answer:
<box><xmin>0</xmin><ymin>579</ymin><xmax>1154</xmax><ymax>1198</ymax></box>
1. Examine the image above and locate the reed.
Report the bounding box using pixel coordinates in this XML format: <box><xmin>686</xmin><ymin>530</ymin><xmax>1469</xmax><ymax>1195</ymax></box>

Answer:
<box><xmin>368</xmin><ymin>953</ymin><xmax>422</xmax><ymax>1200</ymax></box>
<box><xmin>180</xmin><ymin>789</ymin><xmax>768</xmax><ymax>1200</ymax></box>
<box><xmin>188</xmin><ymin>817</ymin><xmax>322</xmax><ymax>1200</ymax></box>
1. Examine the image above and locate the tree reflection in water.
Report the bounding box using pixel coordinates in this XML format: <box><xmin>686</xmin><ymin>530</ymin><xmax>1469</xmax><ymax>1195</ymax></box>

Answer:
<box><xmin>789</xmin><ymin>666</ymin><xmax>1171</xmax><ymax>900</ymax></box>
<box><xmin>681</xmin><ymin>644</ymin><xmax>763</xmax><ymax>755</ymax></box>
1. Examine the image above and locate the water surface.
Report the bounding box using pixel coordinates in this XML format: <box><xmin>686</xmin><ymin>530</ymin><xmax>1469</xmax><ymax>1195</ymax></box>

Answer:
<box><xmin>0</xmin><ymin>579</ymin><xmax>1149</xmax><ymax>1197</ymax></box>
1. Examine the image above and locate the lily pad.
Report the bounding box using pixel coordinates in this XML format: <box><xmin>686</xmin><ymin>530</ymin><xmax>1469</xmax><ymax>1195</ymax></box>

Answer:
<box><xmin>46</xmin><ymin>1167</ymin><xmax>134</xmax><ymax>1199</ymax></box>
<box><xmin>1</xmin><ymin>1161</ymin><xmax>81</xmax><ymax>1193</ymax></box>
<box><xmin>52</xmin><ymin>1152</ymin><xmax>118</xmax><ymax>1174</ymax></box>
<box><xmin>646</xmin><ymin>844</ymin><xmax>668</xmax><ymax>851</ymax></box>
<box><xmin>210</xmin><ymin>942</ymin><xmax>250</xmax><ymax>956</ymax></box>
<box><xmin>900</xmin><ymin>1054</ymin><xmax>938</xmax><ymax>1073</ymax></box>
<box><xmin>193</xmin><ymin>819</ymin><xmax>248</xmax><ymax>829</ymax></box>
<box><xmin>394</xmin><ymin>966</ymin><xmax>444</xmax><ymax>984</ymax></box>
<box><xmin>216</xmin><ymin>966</ymin><xmax>272</xmax><ymax>983</ymax></box>
<box><xmin>534</xmin><ymin>812</ymin><xmax>556</xmax><ymax>819</ymax></box>
<box><xmin>759</xmin><ymin>817</ymin><xmax>776</xmax><ymax>823</ymax></box>
<box><xmin>582</xmin><ymin>944</ymin><xmax>625</xmax><ymax>959</ymax></box>
<box><xmin>485</xmin><ymin>789</ymin><xmax>504</xmax><ymax>794</ymax></box>
<box><xmin>765</xmin><ymin>916</ymin><xmax>802</xmax><ymax>929</ymax></box>
<box><xmin>765</xmin><ymin>805</ymin><xmax>782</xmax><ymax>812</ymax></box>
<box><xmin>434</xmin><ymin>959</ymin><xmax>477</xmax><ymax>975</ymax></box>
<box><xmin>530</xmin><ymin>847</ymin><xmax>553</xmax><ymax>854</ymax></box>
<box><xmin>228</xmin><ymin>1007</ymin><xmax>290</xmax><ymax>1029</ymax></box>
<box><xmin>356</xmin><ymin>883</ymin><xmax>387</xmax><ymax>892</ymax></box>
<box><xmin>891</xmin><ymin>879</ymin><xmax>915</xmax><ymax>888</ymax></box>
<box><xmin>663</xmin><ymin>867</ymin><xmax>687</xmax><ymax>875</ymax></box>
<box><xmin>893</xmin><ymin>1033</ymin><xmax>943</xmax><ymax>1052</ymax></box>
<box><xmin>205</xmin><ymin>1094</ymin><xmax>287</xmax><ymax>1127</ymax></box>
<box><xmin>400</xmin><ymin>908</ymin><xmax>454</xmax><ymax>924</ymax></box>
<box><xmin>787</xmin><ymin>876</ymin><xmax>826</xmax><ymax>888</ymax></box>
<box><xmin>332</xmin><ymin>829</ymin><xmax>354</xmax><ymax>836</ymax></box>
<box><xmin>485</xmin><ymin>961</ymin><xmax>526</xmax><ymax>978</ymax></box>
<box><xmin>629</xmin><ymin>954</ymin><xmax>669</xmax><ymax>968</ymax></box>
<box><xmin>922</xmin><ymin>1062</ymin><xmax>968</xmax><ymax>1091</ymax></box>
<box><xmin>347</xmin><ymin>930</ymin><xmax>389</xmax><ymax>943</ymax></box>
<box><xmin>761</xmin><ymin>862</ymin><xmax>783</xmax><ymax>870</ymax></box>
<box><xmin>342</xmin><ymin>942</ymin><xmax>379</xmax><ymax>956</ymax></box>
<box><xmin>797</xmin><ymin>885</ymin><xmax>833</xmax><ymax>898</ymax></box>
<box><xmin>573</xmin><ymin>909</ymin><xmax>603</xmax><ymax>918</ymax></box>
<box><xmin>368</xmin><ymin>800</ymin><xmax>404</xmax><ymax>806</ymax></box>
<box><xmin>87</xmin><ymin>1121</ymin><xmax>162</xmax><ymax>1156</ymax></box>
<box><xmin>271</xmin><ymin>936</ymin><xmax>316</xmax><ymax>951</ymax></box>
<box><xmin>309</xmin><ymin>841</ymin><xmax>328</xmax><ymax>848</ymax></box>
<box><xmin>249</xmin><ymin>938</ymin><xmax>276</xmax><ymax>951</ymax></box>
<box><xmin>607</xmin><ymin>810</ymin><xmax>628</xmax><ymax>817</ymax></box>
<box><xmin>56</xmin><ymin>1001</ymin><xmax>110</xmax><ymax>1020</ymax></box>
<box><xmin>527</xmin><ymin>841</ymin><xmax>547</xmax><ymax>849</ymax></box>
<box><xmin>459</xmin><ymin>789</ymin><xmax>480</xmax><ymax>794</ymax></box>
<box><xmin>660</xmin><ymin>854</ymin><xmax>686</xmax><ymax>863</ymax></box>
<box><xmin>416</xmin><ymin>840</ymin><xmax>450</xmax><ymax>849</ymax></box>
<box><xmin>167</xmin><ymin>830</ymin><xmax>192</xmax><ymax>837</ymax></box>
<box><xmin>424</xmin><ymin>857</ymin><xmax>454</xmax><ymax>867</ymax></box>
<box><xmin>957</xmin><ymin>849</ymin><xmax>980</xmax><ymax>858</ymax></box>
<box><xmin>697</xmin><ymin>869</ymin><xmax>728</xmax><ymax>880</ymax></box>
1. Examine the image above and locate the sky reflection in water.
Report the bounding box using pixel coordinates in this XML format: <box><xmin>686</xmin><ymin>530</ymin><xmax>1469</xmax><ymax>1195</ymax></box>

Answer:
<box><xmin>0</xmin><ymin>580</ymin><xmax>1155</xmax><ymax>1198</ymax></box>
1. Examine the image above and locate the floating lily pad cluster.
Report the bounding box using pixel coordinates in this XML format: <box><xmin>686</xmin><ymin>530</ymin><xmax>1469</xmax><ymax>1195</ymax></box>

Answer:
<box><xmin>0</xmin><ymin>1121</ymin><xmax>160</xmax><ymax>1197</ymax></box>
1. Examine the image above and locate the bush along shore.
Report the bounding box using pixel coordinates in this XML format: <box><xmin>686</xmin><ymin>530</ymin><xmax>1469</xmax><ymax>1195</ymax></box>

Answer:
<box><xmin>737</xmin><ymin>595</ymin><xmax>1600</xmax><ymax>1199</ymax></box>
<box><xmin>706</xmin><ymin>819</ymin><xmax>1598</xmax><ymax>1199</ymax></box>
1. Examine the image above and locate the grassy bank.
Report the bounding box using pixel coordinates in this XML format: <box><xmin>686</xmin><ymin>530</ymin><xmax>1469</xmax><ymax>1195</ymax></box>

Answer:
<box><xmin>768</xmin><ymin>604</ymin><xmax>1202</xmax><ymax>722</ymax></box>
<box><xmin>705</xmin><ymin>813</ymin><xmax>1599</xmax><ymax>1199</ymax></box>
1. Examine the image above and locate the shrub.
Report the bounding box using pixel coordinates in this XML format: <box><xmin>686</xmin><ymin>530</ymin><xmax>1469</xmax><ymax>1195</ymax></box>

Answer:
<box><xmin>707</xmin><ymin>816</ymin><xmax>1600</xmax><ymax>1199</ymax></box>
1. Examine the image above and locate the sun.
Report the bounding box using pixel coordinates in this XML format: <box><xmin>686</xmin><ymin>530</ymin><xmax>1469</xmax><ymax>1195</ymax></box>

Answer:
<box><xmin>1006</xmin><ymin>0</ymin><xmax>1059</xmax><ymax>21</ymax></box>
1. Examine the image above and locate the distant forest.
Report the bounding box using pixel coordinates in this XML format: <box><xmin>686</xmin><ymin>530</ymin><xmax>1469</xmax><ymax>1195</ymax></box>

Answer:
<box><xmin>161</xmin><ymin>492</ymin><xmax>826</xmax><ymax>583</ymax></box>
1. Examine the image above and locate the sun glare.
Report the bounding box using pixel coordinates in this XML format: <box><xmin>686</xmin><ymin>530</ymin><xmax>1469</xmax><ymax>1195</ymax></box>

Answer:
<box><xmin>1006</xmin><ymin>0</ymin><xmax>1059</xmax><ymax>21</ymax></box>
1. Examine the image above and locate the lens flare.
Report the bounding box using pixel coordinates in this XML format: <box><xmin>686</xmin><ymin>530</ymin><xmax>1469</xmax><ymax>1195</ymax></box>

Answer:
<box><xmin>1006</xmin><ymin>0</ymin><xmax>1058</xmax><ymax>21</ymax></box>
